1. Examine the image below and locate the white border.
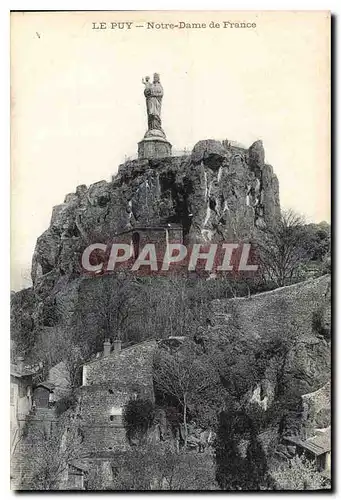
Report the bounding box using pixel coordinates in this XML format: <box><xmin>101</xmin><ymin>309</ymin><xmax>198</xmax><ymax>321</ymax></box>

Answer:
<box><xmin>2</xmin><ymin>1</ymin><xmax>339</xmax><ymax>498</ymax></box>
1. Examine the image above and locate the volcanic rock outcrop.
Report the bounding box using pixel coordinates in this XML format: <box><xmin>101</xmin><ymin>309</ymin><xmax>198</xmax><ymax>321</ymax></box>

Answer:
<box><xmin>31</xmin><ymin>139</ymin><xmax>280</xmax><ymax>289</ymax></box>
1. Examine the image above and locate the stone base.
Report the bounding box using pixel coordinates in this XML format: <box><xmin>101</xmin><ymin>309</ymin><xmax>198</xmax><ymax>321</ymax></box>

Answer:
<box><xmin>138</xmin><ymin>137</ymin><xmax>172</xmax><ymax>160</ymax></box>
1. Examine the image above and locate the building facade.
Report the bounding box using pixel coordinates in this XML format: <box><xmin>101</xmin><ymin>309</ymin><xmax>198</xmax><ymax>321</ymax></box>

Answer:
<box><xmin>79</xmin><ymin>339</ymin><xmax>157</xmax><ymax>456</ymax></box>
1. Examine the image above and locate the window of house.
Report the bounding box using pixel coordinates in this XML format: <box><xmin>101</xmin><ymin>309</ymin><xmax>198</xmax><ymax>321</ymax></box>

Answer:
<box><xmin>110</xmin><ymin>406</ymin><xmax>123</xmax><ymax>423</ymax></box>
<box><xmin>109</xmin><ymin>415</ymin><xmax>122</xmax><ymax>423</ymax></box>
<box><xmin>111</xmin><ymin>465</ymin><xmax>119</xmax><ymax>477</ymax></box>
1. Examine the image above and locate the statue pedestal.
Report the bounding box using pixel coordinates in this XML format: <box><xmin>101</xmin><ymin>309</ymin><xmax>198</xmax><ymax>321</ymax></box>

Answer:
<box><xmin>138</xmin><ymin>136</ymin><xmax>172</xmax><ymax>160</ymax></box>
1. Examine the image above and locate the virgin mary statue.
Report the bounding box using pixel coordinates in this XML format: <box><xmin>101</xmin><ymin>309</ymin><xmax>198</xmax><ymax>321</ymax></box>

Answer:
<box><xmin>142</xmin><ymin>73</ymin><xmax>166</xmax><ymax>138</ymax></box>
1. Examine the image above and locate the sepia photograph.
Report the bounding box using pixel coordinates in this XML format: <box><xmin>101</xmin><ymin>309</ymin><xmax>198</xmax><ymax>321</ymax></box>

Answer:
<box><xmin>10</xmin><ymin>10</ymin><xmax>331</xmax><ymax>491</ymax></box>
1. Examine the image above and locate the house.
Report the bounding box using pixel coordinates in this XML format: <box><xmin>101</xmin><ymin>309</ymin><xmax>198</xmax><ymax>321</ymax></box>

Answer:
<box><xmin>10</xmin><ymin>357</ymin><xmax>40</xmax><ymax>489</ymax></box>
<box><xmin>283</xmin><ymin>426</ymin><xmax>331</xmax><ymax>474</ymax></box>
<box><xmin>79</xmin><ymin>339</ymin><xmax>157</xmax><ymax>456</ymax></box>
<box><xmin>10</xmin><ymin>357</ymin><xmax>38</xmax><ymax>449</ymax></box>
<box><xmin>66</xmin><ymin>464</ymin><xmax>87</xmax><ymax>490</ymax></box>
<box><xmin>33</xmin><ymin>381</ymin><xmax>55</xmax><ymax>408</ymax></box>
<box><xmin>67</xmin><ymin>457</ymin><xmax>114</xmax><ymax>490</ymax></box>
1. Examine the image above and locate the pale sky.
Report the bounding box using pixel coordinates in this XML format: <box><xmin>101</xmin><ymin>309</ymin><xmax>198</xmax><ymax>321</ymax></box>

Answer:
<box><xmin>10</xmin><ymin>11</ymin><xmax>330</xmax><ymax>290</ymax></box>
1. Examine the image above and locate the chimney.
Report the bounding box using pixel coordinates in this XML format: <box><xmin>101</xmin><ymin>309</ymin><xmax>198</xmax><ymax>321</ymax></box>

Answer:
<box><xmin>103</xmin><ymin>339</ymin><xmax>111</xmax><ymax>357</ymax></box>
<box><xmin>17</xmin><ymin>356</ymin><xmax>24</xmax><ymax>373</ymax></box>
<box><xmin>113</xmin><ymin>339</ymin><xmax>122</xmax><ymax>354</ymax></box>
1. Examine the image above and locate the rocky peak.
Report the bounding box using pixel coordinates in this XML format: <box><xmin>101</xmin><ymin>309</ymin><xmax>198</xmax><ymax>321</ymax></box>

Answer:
<box><xmin>31</xmin><ymin>139</ymin><xmax>280</xmax><ymax>287</ymax></box>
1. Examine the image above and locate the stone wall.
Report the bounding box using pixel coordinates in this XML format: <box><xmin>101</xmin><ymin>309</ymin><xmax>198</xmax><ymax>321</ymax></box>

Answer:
<box><xmin>208</xmin><ymin>275</ymin><xmax>331</xmax><ymax>401</ymax></box>
<box><xmin>210</xmin><ymin>274</ymin><xmax>331</xmax><ymax>342</ymax></box>
<box><xmin>79</xmin><ymin>341</ymin><xmax>157</xmax><ymax>455</ymax></box>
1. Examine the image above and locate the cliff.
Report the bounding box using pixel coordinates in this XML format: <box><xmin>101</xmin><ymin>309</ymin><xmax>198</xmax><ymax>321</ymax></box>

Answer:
<box><xmin>31</xmin><ymin>139</ymin><xmax>280</xmax><ymax>287</ymax></box>
<box><xmin>10</xmin><ymin>138</ymin><xmax>281</xmax><ymax>345</ymax></box>
<box><xmin>12</xmin><ymin>138</ymin><xmax>330</xmax><ymax>413</ymax></box>
<box><xmin>201</xmin><ymin>274</ymin><xmax>331</xmax><ymax>436</ymax></box>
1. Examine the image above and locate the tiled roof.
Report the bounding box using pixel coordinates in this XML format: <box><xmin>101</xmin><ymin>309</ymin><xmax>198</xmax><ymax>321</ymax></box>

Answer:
<box><xmin>69</xmin><ymin>460</ymin><xmax>90</xmax><ymax>472</ymax></box>
<box><xmin>82</xmin><ymin>340</ymin><xmax>156</xmax><ymax>366</ymax></box>
<box><xmin>285</xmin><ymin>427</ymin><xmax>331</xmax><ymax>456</ymax></box>
<box><xmin>305</xmin><ymin>428</ymin><xmax>331</xmax><ymax>455</ymax></box>
<box><xmin>36</xmin><ymin>381</ymin><xmax>55</xmax><ymax>391</ymax></box>
<box><xmin>10</xmin><ymin>363</ymin><xmax>38</xmax><ymax>378</ymax></box>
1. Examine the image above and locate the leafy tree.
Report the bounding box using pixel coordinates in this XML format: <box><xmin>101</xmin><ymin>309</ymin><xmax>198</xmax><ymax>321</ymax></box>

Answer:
<box><xmin>10</xmin><ymin>288</ymin><xmax>36</xmax><ymax>355</ymax></box>
<box><xmin>55</xmin><ymin>392</ymin><xmax>78</xmax><ymax>417</ymax></box>
<box><xmin>123</xmin><ymin>398</ymin><xmax>155</xmax><ymax>444</ymax></box>
<box><xmin>245</xmin><ymin>432</ymin><xmax>271</xmax><ymax>490</ymax></box>
<box><xmin>301</xmin><ymin>222</ymin><xmax>331</xmax><ymax>262</ymax></box>
<box><xmin>215</xmin><ymin>409</ymin><xmax>248</xmax><ymax>490</ymax></box>
<box><xmin>215</xmin><ymin>406</ymin><xmax>272</xmax><ymax>491</ymax></box>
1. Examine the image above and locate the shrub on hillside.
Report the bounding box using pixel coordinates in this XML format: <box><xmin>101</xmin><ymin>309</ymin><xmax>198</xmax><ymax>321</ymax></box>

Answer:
<box><xmin>312</xmin><ymin>307</ymin><xmax>331</xmax><ymax>341</ymax></box>
<box><xmin>270</xmin><ymin>456</ymin><xmax>329</xmax><ymax>490</ymax></box>
<box><xmin>215</xmin><ymin>409</ymin><xmax>271</xmax><ymax>490</ymax></box>
<box><xmin>123</xmin><ymin>398</ymin><xmax>155</xmax><ymax>444</ymax></box>
<box><xmin>109</xmin><ymin>445</ymin><xmax>218</xmax><ymax>490</ymax></box>
<box><xmin>55</xmin><ymin>393</ymin><xmax>78</xmax><ymax>417</ymax></box>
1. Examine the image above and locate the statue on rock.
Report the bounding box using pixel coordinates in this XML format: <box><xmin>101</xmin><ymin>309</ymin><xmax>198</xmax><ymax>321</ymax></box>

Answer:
<box><xmin>138</xmin><ymin>73</ymin><xmax>172</xmax><ymax>159</ymax></box>
<box><xmin>142</xmin><ymin>73</ymin><xmax>166</xmax><ymax>138</ymax></box>
<box><xmin>142</xmin><ymin>73</ymin><xmax>165</xmax><ymax>138</ymax></box>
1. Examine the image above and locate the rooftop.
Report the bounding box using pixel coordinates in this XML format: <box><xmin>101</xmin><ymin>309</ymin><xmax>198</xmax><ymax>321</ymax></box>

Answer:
<box><xmin>36</xmin><ymin>381</ymin><xmax>55</xmax><ymax>391</ymax></box>
<box><xmin>284</xmin><ymin>427</ymin><xmax>331</xmax><ymax>456</ymax></box>
<box><xmin>82</xmin><ymin>339</ymin><xmax>156</xmax><ymax>367</ymax></box>
<box><xmin>10</xmin><ymin>363</ymin><xmax>39</xmax><ymax>379</ymax></box>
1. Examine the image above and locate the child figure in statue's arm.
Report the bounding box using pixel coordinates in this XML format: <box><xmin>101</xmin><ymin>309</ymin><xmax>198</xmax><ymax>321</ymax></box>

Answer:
<box><xmin>142</xmin><ymin>76</ymin><xmax>152</xmax><ymax>95</ymax></box>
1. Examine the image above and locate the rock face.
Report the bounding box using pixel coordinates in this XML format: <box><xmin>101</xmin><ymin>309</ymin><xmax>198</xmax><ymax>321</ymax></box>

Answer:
<box><xmin>205</xmin><ymin>274</ymin><xmax>331</xmax><ymax>435</ymax></box>
<box><xmin>14</xmin><ymin>138</ymin><xmax>330</xmax><ymax>417</ymax></box>
<box><xmin>31</xmin><ymin>139</ymin><xmax>280</xmax><ymax>288</ymax></box>
<box><xmin>300</xmin><ymin>381</ymin><xmax>331</xmax><ymax>437</ymax></box>
<box><xmin>12</xmin><ymin>138</ymin><xmax>282</xmax><ymax>351</ymax></box>
<box><xmin>12</xmin><ymin>137</ymin><xmax>282</xmax><ymax>387</ymax></box>
<box><xmin>248</xmin><ymin>139</ymin><xmax>265</xmax><ymax>170</ymax></box>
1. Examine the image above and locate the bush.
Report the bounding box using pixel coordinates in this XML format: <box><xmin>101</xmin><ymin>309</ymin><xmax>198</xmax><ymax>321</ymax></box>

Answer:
<box><xmin>123</xmin><ymin>398</ymin><xmax>155</xmax><ymax>444</ymax></box>
<box><xmin>110</xmin><ymin>445</ymin><xmax>218</xmax><ymax>490</ymax></box>
<box><xmin>215</xmin><ymin>409</ymin><xmax>271</xmax><ymax>490</ymax></box>
<box><xmin>312</xmin><ymin>306</ymin><xmax>331</xmax><ymax>340</ymax></box>
<box><xmin>55</xmin><ymin>393</ymin><xmax>77</xmax><ymax>416</ymax></box>
<box><xmin>270</xmin><ymin>456</ymin><xmax>329</xmax><ymax>490</ymax></box>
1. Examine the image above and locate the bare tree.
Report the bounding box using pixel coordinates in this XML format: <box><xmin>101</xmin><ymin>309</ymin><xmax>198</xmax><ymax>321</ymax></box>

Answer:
<box><xmin>153</xmin><ymin>342</ymin><xmax>213</xmax><ymax>448</ymax></box>
<box><xmin>22</xmin><ymin>409</ymin><xmax>84</xmax><ymax>490</ymax></box>
<box><xmin>254</xmin><ymin>209</ymin><xmax>309</xmax><ymax>288</ymax></box>
<box><xmin>87</xmin><ymin>272</ymin><xmax>142</xmax><ymax>342</ymax></box>
<box><xmin>33</xmin><ymin>326</ymin><xmax>89</xmax><ymax>391</ymax></box>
